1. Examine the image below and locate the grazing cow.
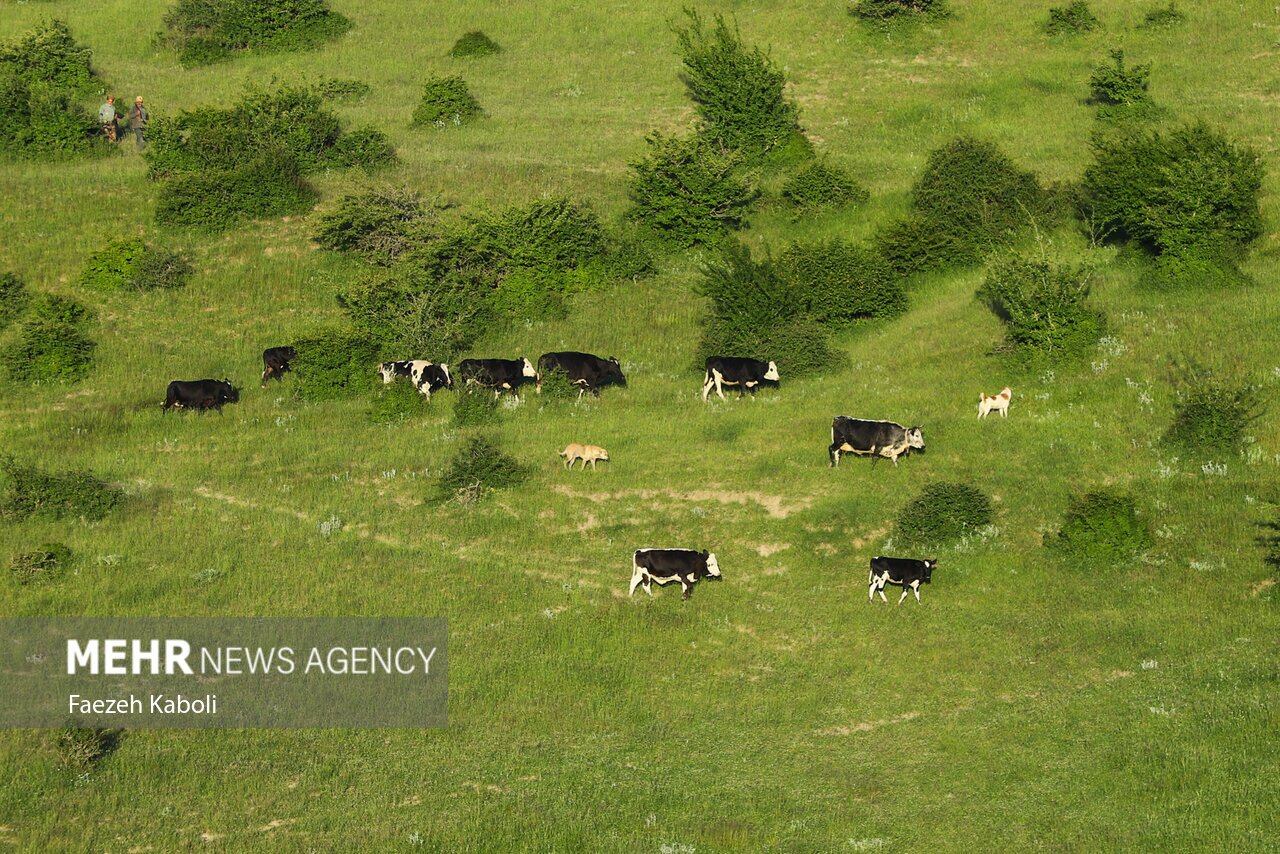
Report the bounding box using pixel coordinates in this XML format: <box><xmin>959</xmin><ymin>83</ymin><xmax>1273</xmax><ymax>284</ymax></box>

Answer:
<box><xmin>978</xmin><ymin>386</ymin><xmax>1012</xmax><ymax>419</ymax></box>
<box><xmin>378</xmin><ymin>360</ymin><xmax>433</xmax><ymax>386</ymax></box>
<box><xmin>414</xmin><ymin>363</ymin><xmax>452</xmax><ymax>400</ymax></box>
<box><xmin>537</xmin><ymin>351</ymin><xmax>626</xmax><ymax>396</ymax></box>
<box><xmin>559</xmin><ymin>443</ymin><xmax>609</xmax><ymax>470</ymax></box>
<box><xmin>163</xmin><ymin>379</ymin><xmax>239</xmax><ymax>413</ymax></box>
<box><xmin>629</xmin><ymin>549</ymin><xmax>721</xmax><ymax>601</ymax></box>
<box><xmin>868</xmin><ymin>556</ymin><xmax>937</xmax><ymax>605</ymax></box>
<box><xmin>458</xmin><ymin>357</ymin><xmax>537</xmax><ymax>396</ymax></box>
<box><xmin>829</xmin><ymin>417</ymin><xmax>925</xmax><ymax>467</ymax></box>
<box><xmin>701</xmin><ymin>356</ymin><xmax>780</xmax><ymax>401</ymax></box>
<box><xmin>260</xmin><ymin>346</ymin><xmax>297</xmax><ymax>386</ymax></box>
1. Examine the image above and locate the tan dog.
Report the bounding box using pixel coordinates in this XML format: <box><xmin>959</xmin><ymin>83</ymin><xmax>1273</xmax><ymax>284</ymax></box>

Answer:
<box><xmin>560</xmin><ymin>443</ymin><xmax>609</xmax><ymax>470</ymax></box>
<box><xmin>978</xmin><ymin>387</ymin><xmax>1012</xmax><ymax>418</ymax></box>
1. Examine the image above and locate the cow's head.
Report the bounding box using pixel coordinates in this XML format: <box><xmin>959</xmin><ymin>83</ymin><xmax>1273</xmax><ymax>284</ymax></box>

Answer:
<box><xmin>605</xmin><ymin>357</ymin><xmax>626</xmax><ymax>387</ymax></box>
<box><xmin>905</xmin><ymin>426</ymin><xmax>925</xmax><ymax>451</ymax></box>
<box><xmin>521</xmin><ymin>357</ymin><xmax>537</xmax><ymax>378</ymax></box>
<box><xmin>764</xmin><ymin>361</ymin><xmax>780</xmax><ymax>382</ymax></box>
<box><xmin>220</xmin><ymin>380</ymin><xmax>239</xmax><ymax>403</ymax></box>
<box><xmin>922</xmin><ymin>559</ymin><xmax>936</xmax><ymax>583</ymax></box>
<box><xmin>377</xmin><ymin>363</ymin><xmax>397</xmax><ymax>384</ymax></box>
<box><xmin>439</xmin><ymin>364</ymin><xmax>452</xmax><ymax>387</ymax></box>
<box><xmin>704</xmin><ymin>551</ymin><xmax>721</xmax><ymax>578</ymax></box>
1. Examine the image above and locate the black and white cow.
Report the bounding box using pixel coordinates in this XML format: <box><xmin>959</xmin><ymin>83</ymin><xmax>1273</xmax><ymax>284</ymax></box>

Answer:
<box><xmin>457</xmin><ymin>357</ymin><xmax>537</xmax><ymax>396</ymax></box>
<box><xmin>378</xmin><ymin>360</ymin><xmax>433</xmax><ymax>386</ymax></box>
<box><xmin>829</xmin><ymin>417</ymin><xmax>925</xmax><ymax>467</ymax></box>
<box><xmin>163</xmin><ymin>379</ymin><xmax>239</xmax><ymax>413</ymax></box>
<box><xmin>629</xmin><ymin>549</ymin><xmax>722</xmax><ymax>601</ymax></box>
<box><xmin>414</xmin><ymin>363</ymin><xmax>452</xmax><ymax>399</ymax></box>
<box><xmin>537</xmin><ymin>351</ymin><xmax>626</xmax><ymax>396</ymax></box>
<box><xmin>260</xmin><ymin>346</ymin><xmax>296</xmax><ymax>386</ymax></box>
<box><xmin>701</xmin><ymin>356</ymin><xmax>780</xmax><ymax>401</ymax></box>
<box><xmin>869</xmin><ymin>556</ymin><xmax>937</xmax><ymax>604</ymax></box>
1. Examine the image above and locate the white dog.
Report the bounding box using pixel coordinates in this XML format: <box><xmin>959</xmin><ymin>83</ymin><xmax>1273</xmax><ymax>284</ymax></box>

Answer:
<box><xmin>977</xmin><ymin>387</ymin><xmax>1012</xmax><ymax>418</ymax></box>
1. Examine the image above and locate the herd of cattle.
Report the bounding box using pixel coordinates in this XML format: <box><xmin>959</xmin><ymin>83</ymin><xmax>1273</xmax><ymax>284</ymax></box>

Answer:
<box><xmin>160</xmin><ymin>348</ymin><xmax>975</xmax><ymax>603</ymax></box>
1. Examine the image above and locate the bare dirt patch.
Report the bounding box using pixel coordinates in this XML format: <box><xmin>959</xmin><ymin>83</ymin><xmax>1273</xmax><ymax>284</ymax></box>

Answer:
<box><xmin>553</xmin><ymin>485</ymin><xmax>811</xmax><ymax>518</ymax></box>
<box><xmin>816</xmin><ymin>711</ymin><xmax>921</xmax><ymax>736</ymax></box>
<box><xmin>1250</xmin><ymin>578</ymin><xmax>1276</xmax><ymax>597</ymax></box>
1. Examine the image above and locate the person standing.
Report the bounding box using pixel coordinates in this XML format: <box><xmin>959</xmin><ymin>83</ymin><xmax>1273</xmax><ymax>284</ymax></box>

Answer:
<box><xmin>129</xmin><ymin>96</ymin><xmax>149</xmax><ymax>150</ymax></box>
<box><xmin>98</xmin><ymin>95</ymin><xmax>120</xmax><ymax>142</ymax></box>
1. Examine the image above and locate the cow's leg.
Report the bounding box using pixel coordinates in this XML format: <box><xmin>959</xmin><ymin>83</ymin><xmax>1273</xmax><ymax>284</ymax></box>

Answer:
<box><xmin>643</xmin><ymin>580</ymin><xmax>653</xmax><ymax>598</ymax></box>
<box><xmin>701</xmin><ymin>373</ymin><xmax>715</xmax><ymax>401</ymax></box>
<box><xmin>897</xmin><ymin>587</ymin><xmax>909</xmax><ymax>605</ymax></box>
<box><xmin>911</xmin><ymin>581</ymin><xmax>921</xmax><ymax>603</ymax></box>
<box><xmin>713</xmin><ymin>371</ymin><xmax>726</xmax><ymax>401</ymax></box>
<box><xmin>879</xmin><ymin>586</ymin><xmax>888</xmax><ymax>603</ymax></box>
<box><xmin>830</xmin><ymin>444</ymin><xmax>840</xmax><ymax>467</ymax></box>
<box><xmin>680</xmin><ymin>576</ymin><xmax>693</xmax><ymax>600</ymax></box>
<box><xmin>629</xmin><ymin>567</ymin><xmax>643</xmax><ymax>596</ymax></box>
<box><xmin>869</xmin><ymin>578</ymin><xmax>877</xmax><ymax>602</ymax></box>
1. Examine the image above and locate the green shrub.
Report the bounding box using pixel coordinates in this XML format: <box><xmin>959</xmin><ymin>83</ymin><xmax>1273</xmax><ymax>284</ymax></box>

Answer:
<box><xmin>325</xmin><ymin>126</ymin><xmax>396</xmax><ymax>169</ymax></box>
<box><xmin>671</xmin><ymin>9</ymin><xmax>800</xmax><ymax>158</ymax></box>
<box><xmin>1162</xmin><ymin>361</ymin><xmax>1263</xmax><ymax>459</ymax></box>
<box><xmin>491</xmin><ymin>267</ymin><xmax>567</xmax><ymax>324</ymax></box>
<box><xmin>77</xmin><ymin>239</ymin><xmax>192</xmax><ymax>291</ymax></box>
<box><xmin>0</xmin><ymin>456</ymin><xmax>121</xmax><ymax>522</ymax></box>
<box><xmin>977</xmin><ymin>256</ymin><xmax>1103</xmax><ymax>359</ymax></box>
<box><xmin>600</xmin><ymin>226</ymin><xmax>657</xmax><ymax>281</ymax></box>
<box><xmin>452</xmin><ymin>385</ymin><xmax>500</xmax><ymax>427</ymax></box>
<box><xmin>627</xmin><ymin>131</ymin><xmax>758</xmax><ymax>247</ymax></box>
<box><xmin>850</xmin><ymin>0</ymin><xmax>951</xmax><ymax>25</ymax></box>
<box><xmin>781</xmin><ymin>159</ymin><xmax>869</xmax><ymax>216</ymax></box>
<box><xmin>313</xmin><ymin>186</ymin><xmax>438</xmax><ymax>263</ymax></box>
<box><xmin>0</xmin><ymin>70</ymin><xmax>101</xmax><ymax>159</ymax></box>
<box><xmin>0</xmin><ymin>293</ymin><xmax>96</xmax><ymax>384</ymax></box>
<box><xmin>537</xmin><ymin>368</ymin><xmax>582</xmax><ymax>405</ymax></box>
<box><xmin>778</xmin><ymin>239</ymin><xmax>905</xmax><ymax>327</ymax></box>
<box><xmin>435</xmin><ymin>436</ymin><xmax>529</xmax><ymax>503</ymax></box>
<box><xmin>696</xmin><ymin>244</ymin><xmax>843</xmax><ymax>377</ymax></box>
<box><xmin>1044</xmin><ymin>1</ymin><xmax>1100</xmax><ymax>35</ymax></box>
<box><xmin>893</xmin><ymin>482</ymin><xmax>994</xmax><ymax>549</ymax></box>
<box><xmin>10</xmin><ymin>543</ymin><xmax>71</xmax><ymax>584</ymax></box>
<box><xmin>0</xmin><ymin>19</ymin><xmax>98</xmax><ymax>96</ymax></box>
<box><xmin>0</xmin><ymin>272</ymin><xmax>29</xmax><ymax>332</ymax></box>
<box><xmin>1089</xmin><ymin>50</ymin><xmax>1154</xmax><ymax>119</ymax></box>
<box><xmin>162</xmin><ymin>0</ymin><xmax>351</xmax><ymax>65</ymax></box>
<box><xmin>54</xmin><ymin>725</ymin><xmax>117</xmax><ymax>772</ymax></box>
<box><xmin>155</xmin><ymin>146</ymin><xmax>317</xmax><ymax>230</ymax></box>
<box><xmin>338</xmin><ymin>262</ymin><xmax>492</xmax><ymax>356</ymax></box>
<box><xmin>1047</xmin><ymin>489</ymin><xmax>1152</xmax><ymax>565</ymax></box>
<box><xmin>450</xmin><ymin>31</ymin><xmax>501</xmax><ymax>58</ymax></box>
<box><xmin>876</xmin><ymin>137</ymin><xmax>1049</xmax><ymax>274</ymax></box>
<box><xmin>412</xmin><ymin>76</ymin><xmax>482</xmax><ymax>127</ymax></box>
<box><xmin>289</xmin><ymin>327</ymin><xmax>379</xmax><ymax>401</ymax></box>
<box><xmin>368</xmin><ymin>379</ymin><xmax>429</xmax><ymax>424</ymax></box>
<box><xmin>314</xmin><ymin>76</ymin><xmax>370</xmax><ymax>100</ymax></box>
<box><xmin>1139</xmin><ymin>3</ymin><xmax>1185</xmax><ymax>29</ymax></box>
<box><xmin>1082</xmin><ymin>123</ymin><xmax>1263</xmax><ymax>286</ymax></box>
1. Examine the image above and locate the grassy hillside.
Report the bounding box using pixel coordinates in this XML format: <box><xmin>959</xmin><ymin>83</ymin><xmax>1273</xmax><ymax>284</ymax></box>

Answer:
<box><xmin>1</xmin><ymin>1</ymin><xmax>1277</xmax><ymax>851</ymax></box>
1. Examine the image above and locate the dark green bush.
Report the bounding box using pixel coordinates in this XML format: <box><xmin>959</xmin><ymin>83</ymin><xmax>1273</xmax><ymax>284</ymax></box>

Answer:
<box><xmin>325</xmin><ymin>126</ymin><xmax>396</xmax><ymax>169</ymax></box>
<box><xmin>490</xmin><ymin>267</ymin><xmax>568</xmax><ymax>324</ymax></box>
<box><xmin>778</xmin><ymin>239</ymin><xmax>905</xmax><ymax>327</ymax></box>
<box><xmin>10</xmin><ymin>543</ymin><xmax>71</xmax><ymax>584</ymax></box>
<box><xmin>77</xmin><ymin>239</ymin><xmax>193</xmax><ymax>291</ymax></box>
<box><xmin>0</xmin><ymin>293</ymin><xmax>96</xmax><ymax>384</ymax></box>
<box><xmin>1089</xmin><ymin>50</ymin><xmax>1154</xmax><ymax>119</ymax></box>
<box><xmin>1139</xmin><ymin>2</ymin><xmax>1185</xmax><ymax>29</ymax></box>
<box><xmin>452</xmin><ymin>385</ymin><xmax>500</xmax><ymax>428</ymax></box>
<box><xmin>368</xmin><ymin>379</ymin><xmax>429</xmax><ymax>424</ymax></box>
<box><xmin>627</xmin><ymin>131</ymin><xmax>758</xmax><ymax>247</ymax></box>
<box><xmin>600</xmin><ymin>226</ymin><xmax>657</xmax><ymax>281</ymax></box>
<box><xmin>672</xmin><ymin>9</ymin><xmax>800</xmax><ymax>158</ymax></box>
<box><xmin>155</xmin><ymin>147</ymin><xmax>317</xmax><ymax>230</ymax></box>
<box><xmin>781</xmin><ymin>159</ymin><xmax>869</xmax><ymax>216</ymax></box>
<box><xmin>696</xmin><ymin>244</ymin><xmax>843</xmax><ymax>377</ymax></box>
<box><xmin>0</xmin><ymin>70</ymin><xmax>101</xmax><ymax>159</ymax></box>
<box><xmin>0</xmin><ymin>272</ymin><xmax>29</xmax><ymax>332</ymax></box>
<box><xmin>412</xmin><ymin>76</ymin><xmax>482</xmax><ymax>127</ymax></box>
<box><xmin>1162</xmin><ymin>361</ymin><xmax>1263</xmax><ymax>459</ymax></box>
<box><xmin>314</xmin><ymin>76</ymin><xmax>370</xmax><ymax>100</ymax></box>
<box><xmin>450</xmin><ymin>31</ymin><xmax>501</xmax><ymax>58</ymax></box>
<box><xmin>314</xmin><ymin>186</ymin><xmax>438</xmax><ymax>263</ymax></box>
<box><xmin>289</xmin><ymin>327</ymin><xmax>379</xmax><ymax>401</ymax></box>
<box><xmin>1047</xmin><ymin>489</ymin><xmax>1152</xmax><ymax>565</ymax></box>
<box><xmin>893</xmin><ymin>482</ymin><xmax>994</xmax><ymax>549</ymax></box>
<box><xmin>536</xmin><ymin>368</ymin><xmax>580</xmax><ymax>404</ymax></box>
<box><xmin>850</xmin><ymin>0</ymin><xmax>951</xmax><ymax>25</ymax></box>
<box><xmin>435</xmin><ymin>436</ymin><xmax>530</xmax><ymax>504</ymax></box>
<box><xmin>0</xmin><ymin>456</ymin><xmax>121</xmax><ymax>522</ymax></box>
<box><xmin>0</xmin><ymin>19</ymin><xmax>98</xmax><ymax>96</ymax></box>
<box><xmin>977</xmin><ymin>256</ymin><xmax>1103</xmax><ymax>359</ymax></box>
<box><xmin>1044</xmin><ymin>1</ymin><xmax>1100</xmax><ymax>35</ymax></box>
<box><xmin>876</xmin><ymin>137</ymin><xmax>1049</xmax><ymax>274</ymax></box>
<box><xmin>54</xmin><ymin>725</ymin><xmax>117</xmax><ymax>772</ymax></box>
<box><xmin>162</xmin><ymin>0</ymin><xmax>351</xmax><ymax>65</ymax></box>
<box><xmin>1082</xmin><ymin>123</ymin><xmax>1263</xmax><ymax>286</ymax></box>
<box><xmin>338</xmin><ymin>262</ymin><xmax>492</xmax><ymax>357</ymax></box>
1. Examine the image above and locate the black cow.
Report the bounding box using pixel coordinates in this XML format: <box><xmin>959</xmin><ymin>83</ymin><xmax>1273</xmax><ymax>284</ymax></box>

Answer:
<box><xmin>629</xmin><ymin>548</ymin><xmax>722</xmax><ymax>601</ymax></box>
<box><xmin>537</xmin><ymin>351</ymin><xmax>626</xmax><ymax>396</ymax></box>
<box><xmin>163</xmin><ymin>379</ymin><xmax>239</xmax><ymax>413</ymax></box>
<box><xmin>458</xmin><ymin>357</ymin><xmax>537</xmax><ymax>396</ymax></box>
<box><xmin>869</xmin><ymin>556</ymin><xmax>937</xmax><ymax>604</ymax></box>
<box><xmin>702</xmin><ymin>356</ymin><xmax>780</xmax><ymax>401</ymax></box>
<box><xmin>830</xmin><ymin>417</ymin><xmax>925</xmax><ymax>467</ymax></box>
<box><xmin>260</xmin><ymin>346</ymin><xmax>297</xmax><ymax>386</ymax></box>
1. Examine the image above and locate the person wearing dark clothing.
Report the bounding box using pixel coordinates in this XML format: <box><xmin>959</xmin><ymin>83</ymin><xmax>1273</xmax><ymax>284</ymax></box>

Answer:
<box><xmin>129</xmin><ymin>96</ymin><xmax>149</xmax><ymax>150</ymax></box>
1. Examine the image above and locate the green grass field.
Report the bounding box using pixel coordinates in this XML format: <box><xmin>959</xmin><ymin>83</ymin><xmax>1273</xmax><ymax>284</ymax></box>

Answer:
<box><xmin>2</xmin><ymin>1</ymin><xmax>1278</xmax><ymax>850</ymax></box>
